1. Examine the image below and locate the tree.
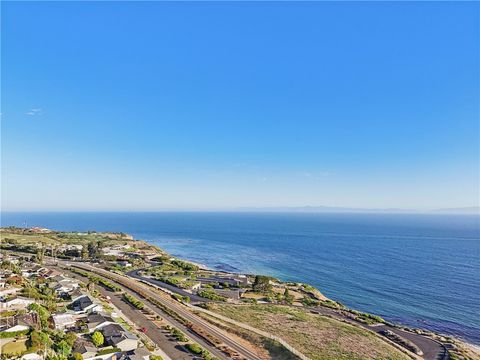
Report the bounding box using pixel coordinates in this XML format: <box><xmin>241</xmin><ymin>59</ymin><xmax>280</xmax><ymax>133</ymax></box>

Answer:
<box><xmin>252</xmin><ymin>275</ymin><xmax>272</xmax><ymax>293</ymax></box>
<box><xmin>71</xmin><ymin>353</ymin><xmax>83</xmax><ymax>360</ymax></box>
<box><xmin>88</xmin><ymin>241</ymin><xmax>100</xmax><ymax>258</ymax></box>
<box><xmin>91</xmin><ymin>331</ymin><xmax>104</xmax><ymax>347</ymax></box>
<box><xmin>36</xmin><ymin>246</ymin><xmax>45</xmax><ymax>264</ymax></box>
<box><xmin>65</xmin><ymin>332</ymin><xmax>77</xmax><ymax>347</ymax></box>
<box><xmin>55</xmin><ymin>340</ymin><xmax>72</xmax><ymax>357</ymax></box>
<box><xmin>284</xmin><ymin>288</ymin><xmax>294</xmax><ymax>304</ymax></box>
<box><xmin>81</xmin><ymin>245</ymin><xmax>88</xmax><ymax>260</ymax></box>
<box><xmin>28</xmin><ymin>303</ymin><xmax>50</xmax><ymax>330</ymax></box>
<box><xmin>30</xmin><ymin>330</ymin><xmax>51</xmax><ymax>348</ymax></box>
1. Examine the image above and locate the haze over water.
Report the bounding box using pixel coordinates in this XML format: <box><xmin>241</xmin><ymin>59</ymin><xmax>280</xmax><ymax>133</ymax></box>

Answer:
<box><xmin>2</xmin><ymin>211</ymin><xmax>479</xmax><ymax>344</ymax></box>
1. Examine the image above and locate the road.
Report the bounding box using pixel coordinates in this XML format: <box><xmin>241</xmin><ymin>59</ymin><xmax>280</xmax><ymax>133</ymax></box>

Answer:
<box><xmin>129</xmin><ymin>267</ymin><xmax>448</xmax><ymax>360</ymax></box>
<box><xmin>384</xmin><ymin>326</ymin><xmax>448</xmax><ymax>360</ymax></box>
<box><xmin>55</xmin><ymin>266</ymin><xmax>193</xmax><ymax>360</ymax></box>
<box><xmin>127</xmin><ymin>269</ymin><xmax>207</xmax><ymax>303</ymax></box>
<box><xmin>67</xmin><ymin>262</ymin><xmax>265</xmax><ymax>360</ymax></box>
<box><xmin>308</xmin><ymin>307</ymin><xmax>448</xmax><ymax>360</ymax></box>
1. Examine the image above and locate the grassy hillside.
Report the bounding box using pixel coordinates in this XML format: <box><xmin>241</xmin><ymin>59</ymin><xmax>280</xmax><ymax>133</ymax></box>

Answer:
<box><xmin>208</xmin><ymin>303</ymin><xmax>409</xmax><ymax>360</ymax></box>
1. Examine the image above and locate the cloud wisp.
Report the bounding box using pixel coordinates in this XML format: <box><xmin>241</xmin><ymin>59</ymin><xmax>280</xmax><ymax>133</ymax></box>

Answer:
<box><xmin>25</xmin><ymin>108</ymin><xmax>42</xmax><ymax>116</ymax></box>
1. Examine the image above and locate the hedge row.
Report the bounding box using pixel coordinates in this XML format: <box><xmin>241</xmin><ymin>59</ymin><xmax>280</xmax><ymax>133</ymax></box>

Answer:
<box><xmin>0</xmin><ymin>329</ymin><xmax>30</xmax><ymax>338</ymax></box>
<box><xmin>123</xmin><ymin>293</ymin><xmax>145</xmax><ymax>310</ymax></box>
<box><xmin>68</xmin><ymin>267</ymin><xmax>121</xmax><ymax>292</ymax></box>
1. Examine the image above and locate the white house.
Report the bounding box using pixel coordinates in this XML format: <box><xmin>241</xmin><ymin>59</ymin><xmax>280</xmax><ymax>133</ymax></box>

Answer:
<box><xmin>21</xmin><ymin>353</ymin><xmax>43</xmax><ymax>360</ymax></box>
<box><xmin>52</xmin><ymin>313</ymin><xmax>76</xmax><ymax>330</ymax></box>
<box><xmin>1</xmin><ymin>324</ymin><xmax>29</xmax><ymax>332</ymax></box>
<box><xmin>71</xmin><ymin>295</ymin><xmax>103</xmax><ymax>314</ymax></box>
<box><xmin>0</xmin><ymin>297</ymin><xmax>35</xmax><ymax>310</ymax></box>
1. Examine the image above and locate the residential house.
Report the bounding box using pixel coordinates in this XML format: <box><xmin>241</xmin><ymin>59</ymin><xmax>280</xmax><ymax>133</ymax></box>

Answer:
<box><xmin>73</xmin><ymin>338</ymin><xmax>97</xmax><ymax>360</ymax></box>
<box><xmin>52</xmin><ymin>313</ymin><xmax>77</xmax><ymax>330</ymax></box>
<box><xmin>125</xmin><ymin>347</ymin><xmax>151</xmax><ymax>360</ymax></box>
<box><xmin>86</xmin><ymin>313</ymin><xmax>115</xmax><ymax>333</ymax></box>
<box><xmin>1</xmin><ymin>324</ymin><xmax>29</xmax><ymax>332</ymax></box>
<box><xmin>21</xmin><ymin>265</ymin><xmax>43</xmax><ymax>279</ymax></box>
<box><xmin>69</xmin><ymin>288</ymin><xmax>84</xmax><ymax>301</ymax></box>
<box><xmin>51</xmin><ymin>277</ymin><xmax>80</xmax><ymax>296</ymax></box>
<box><xmin>71</xmin><ymin>295</ymin><xmax>103</xmax><ymax>314</ymax></box>
<box><xmin>0</xmin><ymin>312</ymin><xmax>40</xmax><ymax>331</ymax></box>
<box><xmin>0</xmin><ymin>287</ymin><xmax>21</xmax><ymax>300</ymax></box>
<box><xmin>0</xmin><ymin>296</ymin><xmax>35</xmax><ymax>310</ymax></box>
<box><xmin>21</xmin><ymin>353</ymin><xmax>42</xmax><ymax>360</ymax></box>
<box><xmin>39</xmin><ymin>268</ymin><xmax>61</xmax><ymax>279</ymax></box>
<box><xmin>101</xmin><ymin>323</ymin><xmax>138</xmax><ymax>351</ymax></box>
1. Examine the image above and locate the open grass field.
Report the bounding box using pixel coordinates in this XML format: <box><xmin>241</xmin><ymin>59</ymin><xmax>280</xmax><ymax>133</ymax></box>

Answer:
<box><xmin>0</xmin><ymin>232</ymin><xmax>59</xmax><ymax>245</ymax></box>
<box><xmin>209</xmin><ymin>304</ymin><xmax>409</xmax><ymax>360</ymax></box>
<box><xmin>1</xmin><ymin>339</ymin><xmax>28</xmax><ymax>356</ymax></box>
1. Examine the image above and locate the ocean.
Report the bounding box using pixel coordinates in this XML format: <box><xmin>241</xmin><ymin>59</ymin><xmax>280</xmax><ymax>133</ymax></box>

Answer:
<box><xmin>1</xmin><ymin>211</ymin><xmax>479</xmax><ymax>344</ymax></box>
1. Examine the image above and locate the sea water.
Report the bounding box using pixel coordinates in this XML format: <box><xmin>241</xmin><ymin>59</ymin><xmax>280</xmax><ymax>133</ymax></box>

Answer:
<box><xmin>2</xmin><ymin>211</ymin><xmax>479</xmax><ymax>344</ymax></box>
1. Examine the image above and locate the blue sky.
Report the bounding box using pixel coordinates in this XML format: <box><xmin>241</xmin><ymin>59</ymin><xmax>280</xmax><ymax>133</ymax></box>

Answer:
<box><xmin>2</xmin><ymin>1</ymin><xmax>479</xmax><ymax>211</ymax></box>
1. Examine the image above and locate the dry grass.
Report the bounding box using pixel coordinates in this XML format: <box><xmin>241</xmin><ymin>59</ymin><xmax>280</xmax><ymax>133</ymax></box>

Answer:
<box><xmin>209</xmin><ymin>303</ymin><xmax>410</xmax><ymax>360</ymax></box>
<box><xmin>2</xmin><ymin>339</ymin><xmax>28</xmax><ymax>355</ymax></box>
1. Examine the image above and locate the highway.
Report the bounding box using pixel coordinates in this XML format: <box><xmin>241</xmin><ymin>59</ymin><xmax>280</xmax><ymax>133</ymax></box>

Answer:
<box><xmin>66</xmin><ymin>262</ymin><xmax>265</xmax><ymax>360</ymax></box>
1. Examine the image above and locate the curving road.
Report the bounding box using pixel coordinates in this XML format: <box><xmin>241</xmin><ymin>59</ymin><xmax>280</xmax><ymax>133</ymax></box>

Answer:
<box><xmin>130</xmin><ymin>267</ymin><xmax>448</xmax><ymax>360</ymax></box>
<box><xmin>68</xmin><ymin>262</ymin><xmax>264</xmax><ymax>360</ymax></box>
<box><xmin>308</xmin><ymin>307</ymin><xmax>448</xmax><ymax>360</ymax></box>
<box><xmin>127</xmin><ymin>269</ymin><xmax>207</xmax><ymax>303</ymax></box>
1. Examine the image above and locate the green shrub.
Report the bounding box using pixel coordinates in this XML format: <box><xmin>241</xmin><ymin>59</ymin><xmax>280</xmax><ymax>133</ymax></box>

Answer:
<box><xmin>0</xmin><ymin>329</ymin><xmax>30</xmax><ymax>338</ymax></box>
<box><xmin>96</xmin><ymin>347</ymin><xmax>121</xmax><ymax>355</ymax></box>
<box><xmin>197</xmin><ymin>289</ymin><xmax>227</xmax><ymax>302</ymax></box>
<box><xmin>171</xmin><ymin>328</ymin><xmax>187</xmax><ymax>342</ymax></box>
<box><xmin>171</xmin><ymin>260</ymin><xmax>198</xmax><ymax>271</ymax></box>
<box><xmin>186</xmin><ymin>343</ymin><xmax>203</xmax><ymax>354</ymax></box>
<box><xmin>92</xmin><ymin>331</ymin><xmax>104</xmax><ymax>347</ymax></box>
<box><xmin>123</xmin><ymin>294</ymin><xmax>145</xmax><ymax>310</ymax></box>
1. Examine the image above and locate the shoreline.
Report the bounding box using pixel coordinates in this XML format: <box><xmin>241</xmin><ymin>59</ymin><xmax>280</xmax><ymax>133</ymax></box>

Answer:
<box><xmin>1</xmin><ymin>224</ymin><xmax>478</xmax><ymax>353</ymax></box>
<box><xmin>150</xmin><ymin>239</ymin><xmax>478</xmax><ymax>349</ymax></box>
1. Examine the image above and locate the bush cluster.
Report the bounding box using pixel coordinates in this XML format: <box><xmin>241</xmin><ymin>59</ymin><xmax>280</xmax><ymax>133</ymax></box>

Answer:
<box><xmin>197</xmin><ymin>289</ymin><xmax>227</xmax><ymax>302</ymax></box>
<box><xmin>123</xmin><ymin>293</ymin><xmax>145</xmax><ymax>310</ymax></box>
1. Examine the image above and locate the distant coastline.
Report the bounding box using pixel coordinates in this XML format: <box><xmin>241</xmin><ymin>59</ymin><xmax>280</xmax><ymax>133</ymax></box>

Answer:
<box><xmin>235</xmin><ymin>205</ymin><xmax>480</xmax><ymax>214</ymax></box>
<box><xmin>1</xmin><ymin>211</ymin><xmax>479</xmax><ymax>345</ymax></box>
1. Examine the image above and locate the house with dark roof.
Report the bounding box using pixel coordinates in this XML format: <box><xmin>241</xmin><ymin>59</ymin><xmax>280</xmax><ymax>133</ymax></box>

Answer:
<box><xmin>86</xmin><ymin>313</ymin><xmax>115</xmax><ymax>332</ymax></box>
<box><xmin>71</xmin><ymin>295</ymin><xmax>103</xmax><ymax>314</ymax></box>
<box><xmin>124</xmin><ymin>347</ymin><xmax>151</xmax><ymax>360</ymax></box>
<box><xmin>101</xmin><ymin>323</ymin><xmax>138</xmax><ymax>351</ymax></box>
<box><xmin>73</xmin><ymin>338</ymin><xmax>97</xmax><ymax>360</ymax></box>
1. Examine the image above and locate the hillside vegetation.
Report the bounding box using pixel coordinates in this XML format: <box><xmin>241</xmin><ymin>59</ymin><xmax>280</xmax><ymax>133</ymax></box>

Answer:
<box><xmin>208</xmin><ymin>303</ymin><xmax>410</xmax><ymax>360</ymax></box>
